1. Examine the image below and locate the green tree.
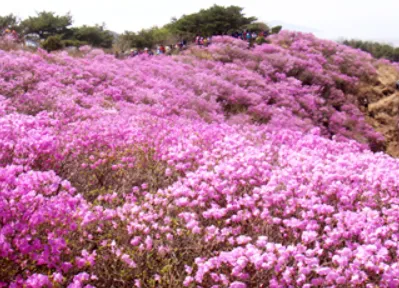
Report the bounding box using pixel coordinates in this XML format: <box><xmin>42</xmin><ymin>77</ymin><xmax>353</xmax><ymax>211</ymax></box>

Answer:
<box><xmin>119</xmin><ymin>26</ymin><xmax>175</xmax><ymax>50</ymax></box>
<box><xmin>0</xmin><ymin>14</ymin><xmax>20</xmax><ymax>32</ymax></box>
<box><xmin>115</xmin><ymin>31</ymin><xmax>133</xmax><ymax>52</ymax></box>
<box><xmin>342</xmin><ymin>39</ymin><xmax>399</xmax><ymax>62</ymax></box>
<box><xmin>20</xmin><ymin>11</ymin><xmax>72</xmax><ymax>39</ymax></box>
<box><xmin>71</xmin><ymin>25</ymin><xmax>114</xmax><ymax>48</ymax></box>
<box><xmin>41</xmin><ymin>34</ymin><xmax>64</xmax><ymax>52</ymax></box>
<box><xmin>61</xmin><ymin>39</ymin><xmax>87</xmax><ymax>48</ymax></box>
<box><xmin>271</xmin><ymin>25</ymin><xmax>282</xmax><ymax>34</ymax></box>
<box><xmin>168</xmin><ymin>5</ymin><xmax>256</xmax><ymax>37</ymax></box>
<box><xmin>243</xmin><ymin>22</ymin><xmax>269</xmax><ymax>33</ymax></box>
<box><xmin>393</xmin><ymin>48</ymin><xmax>399</xmax><ymax>62</ymax></box>
<box><xmin>119</xmin><ymin>30</ymin><xmax>153</xmax><ymax>50</ymax></box>
<box><xmin>152</xmin><ymin>27</ymin><xmax>174</xmax><ymax>45</ymax></box>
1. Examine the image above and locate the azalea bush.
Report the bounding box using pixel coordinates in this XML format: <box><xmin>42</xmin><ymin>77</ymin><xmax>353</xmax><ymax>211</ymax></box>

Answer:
<box><xmin>1</xmin><ymin>32</ymin><xmax>399</xmax><ymax>287</ymax></box>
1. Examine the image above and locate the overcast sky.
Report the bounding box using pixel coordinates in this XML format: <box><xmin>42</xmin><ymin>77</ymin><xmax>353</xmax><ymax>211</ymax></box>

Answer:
<box><xmin>3</xmin><ymin>0</ymin><xmax>399</xmax><ymax>44</ymax></box>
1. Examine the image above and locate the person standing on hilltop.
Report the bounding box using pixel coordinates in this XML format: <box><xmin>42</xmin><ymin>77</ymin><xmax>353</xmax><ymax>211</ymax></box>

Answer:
<box><xmin>11</xmin><ymin>30</ymin><xmax>19</xmax><ymax>41</ymax></box>
<box><xmin>246</xmin><ymin>31</ymin><xmax>252</xmax><ymax>42</ymax></box>
<box><xmin>199</xmin><ymin>37</ymin><xmax>204</xmax><ymax>48</ymax></box>
<box><xmin>242</xmin><ymin>30</ymin><xmax>247</xmax><ymax>41</ymax></box>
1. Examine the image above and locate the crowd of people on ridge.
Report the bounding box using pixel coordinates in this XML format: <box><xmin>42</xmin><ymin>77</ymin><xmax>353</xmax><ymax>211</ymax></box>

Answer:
<box><xmin>124</xmin><ymin>29</ymin><xmax>270</xmax><ymax>59</ymax></box>
<box><xmin>0</xmin><ymin>28</ymin><xmax>19</xmax><ymax>41</ymax></box>
<box><xmin>2</xmin><ymin>25</ymin><xmax>271</xmax><ymax>59</ymax></box>
<box><xmin>231</xmin><ymin>30</ymin><xmax>270</xmax><ymax>41</ymax></box>
<box><xmin>125</xmin><ymin>40</ymin><xmax>189</xmax><ymax>58</ymax></box>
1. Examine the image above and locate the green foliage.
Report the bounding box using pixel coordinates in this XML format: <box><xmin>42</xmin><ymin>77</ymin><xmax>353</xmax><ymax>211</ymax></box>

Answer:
<box><xmin>115</xmin><ymin>33</ymin><xmax>132</xmax><ymax>53</ymax></box>
<box><xmin>71</xmin><ymin>25</ymin><xmax>114</xmax><ymax>48</ymax></box>
<box><xmin>0</xmin><ymin>14</ymin><xmax>20</xmax><ymax>32</ymax></box>
<box><xmin>152</xmin><ymin>27</ymin><xmax>175</xmax><ymax>45</ymax></box>
<box><xmin>243</xmin><ymin>22</ymin><xmax>269</xmax><ymax>33</ymax></box>
<box><xmin>271</xmin><ymin>25</ymin><xmax>283</xmax><ymax>34</ymax></box>
<box><xmin>168</xmin><ymin>5</ymin><xmax>257</xmax><ymax>37</ymax></box>
<box><xmin>119</xmin><ymin>30</ymin><xmax>153</xmax><ymax>50</ymax></box>
<box><xmin>117</xmin><ymin>5</ymin><xmax>266</xmax><ymax>51</ymax></box>
<box><xmin>119</xmin><ymin>26</ymin><xmax>176</xmax><ymax>50</ymax></box>
<box><xmin>255</xmin><ymin>36</ymin><xmax>269</xmax><ymax>45</ymax></box>
<box><xmin>3</xmin><ymin>5</ymin><xmax>265</xmax><ymax>52</ymax></box>
<box><xmin>342</xmin><ymin>39</ymin><xmax>399</xmax><ymax>62</ymax></box>
<box><xmin>17</xmin><ymin>11</ymin><xmax>114</xmax><ymax>49</ymax></box>
<box><xmin>41</xmin><ymin>34</ymin><xmax>64</xmax><ymax>52</ymax></box>
<box><xmin>61</xmin><ymin>39</ymin><xmax>87</xmax><ymax>47</ymax></box>
<box><xmin>20</xmin><ymin>11</ymin><xmax>72</xmax><ymax>39</ymax></box>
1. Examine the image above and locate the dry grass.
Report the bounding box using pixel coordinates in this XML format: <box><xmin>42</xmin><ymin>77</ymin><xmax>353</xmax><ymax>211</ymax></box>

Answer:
<box><xmin>358</xmin><ymin>64</ymin><xmax>399</xmax><ymax>157</ymax></box>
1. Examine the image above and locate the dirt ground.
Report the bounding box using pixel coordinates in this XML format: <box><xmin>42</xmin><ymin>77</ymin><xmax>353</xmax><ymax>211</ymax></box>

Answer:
<box><xmin>359</xmin><ymin>65</ymin><xmax>399</xmax><ymax>157</ymax></box>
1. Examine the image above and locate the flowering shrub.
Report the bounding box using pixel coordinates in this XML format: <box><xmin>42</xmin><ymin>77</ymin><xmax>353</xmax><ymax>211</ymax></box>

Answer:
<box><xmin>0</xmin><ymin>35</ymin><xmax>20</xmax><ymax>51</ymax></box>
<box><xmin>1</xmin><ymin>32</ymin><xmax>399</xmax><ymax>287</ymax></box>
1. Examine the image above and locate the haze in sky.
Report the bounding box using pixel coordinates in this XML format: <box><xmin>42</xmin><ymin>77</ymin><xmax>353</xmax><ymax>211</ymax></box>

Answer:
<box><xmin>3</xmin><ymin>0</ymin><xmax>399</xmax><ymax>44</ymax></box>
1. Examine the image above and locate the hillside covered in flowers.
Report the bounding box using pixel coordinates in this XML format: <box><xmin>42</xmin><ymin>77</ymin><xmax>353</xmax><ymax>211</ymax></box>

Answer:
<box><xmin>2</xmin><ymin>32</ymin><xmax>399</xmax><ymax>287</ymax></box>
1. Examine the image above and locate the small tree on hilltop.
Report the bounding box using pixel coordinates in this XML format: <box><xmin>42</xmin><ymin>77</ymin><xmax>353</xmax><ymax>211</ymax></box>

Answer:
<box><xmin>119</xmin><ymin>26</ymin><xmax>173</xmax><ymax>50</ymax></box>
<box><xmin>41</xmin><ymin>34</ymin><xmax>64</xmax><ymax>52</ymax></box>
<box><xmin>0</xmin><ymin>14</ymin><xmax>21</xmax><ymax>32</ymax></box>
<box><xmin>168</xmin><ymin>5</ymin><xmax>257</xmax><ymax>37</ymax></box>
<box><xmin>271</xmin><ymin>25</ymin><xmax>283</xmax><ymax>34</ymax></box>
<box><xmin>115</xmin><ymin>31</ymin><xmax>133</xmax><ymax>52</ymax></box>
<box><xmin>20</xmin><ymin>11</ymin><xmax>72</xmax><ymax>39</ymax></box>
<box><xmin>71</xmin><ymin>24</ymin><xmax>114</xmax><ymax>48</ymax></box>
<box><xmin>243</xmin><ymin>22</ymin><xmax>269</xmax><ymax>33</ymax></box>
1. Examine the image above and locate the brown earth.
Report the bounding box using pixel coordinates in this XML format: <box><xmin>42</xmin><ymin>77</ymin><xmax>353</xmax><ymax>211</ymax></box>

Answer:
<box><xmin>359</xmin><ymin>65</ymin><xmax>399</xmax><ymax>157</ymax></box>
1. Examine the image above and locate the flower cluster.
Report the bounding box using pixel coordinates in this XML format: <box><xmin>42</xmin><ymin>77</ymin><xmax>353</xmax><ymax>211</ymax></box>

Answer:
<box><xmin>1</xmin><ymin>32</ymin><xmax>399</xmax><ymax>287</ymax></box>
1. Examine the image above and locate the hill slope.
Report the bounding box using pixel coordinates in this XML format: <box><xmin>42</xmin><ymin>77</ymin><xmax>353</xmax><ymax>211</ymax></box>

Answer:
<box><xmin>361</xmin><ymin>64</ymin><xmax>399</xmax><ymax>156</ymax></box>
<box><xmin>1</xmin><ymin>32</ymin><xmax>399</xmax><ymax>287</ymax></box>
